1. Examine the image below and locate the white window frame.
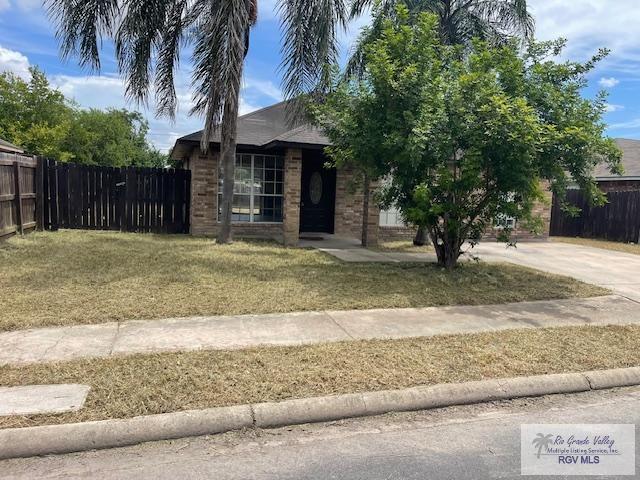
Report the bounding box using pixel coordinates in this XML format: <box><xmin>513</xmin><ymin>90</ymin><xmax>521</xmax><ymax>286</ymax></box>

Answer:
<box><xmin>379</xmin><ymin>206</ymin><xmax>406</xmax><ymax>227</ymax></box>
<box><xmin>218</xmin><ymin>153</ymin><xmax>284</xmax><ymax>223</ymax></box>
<box><xmin>494</xmin><ymin>214</ymin><xmax>517</xmax><ymax>230</ymax></box>
<box><xmin>494</xmin><ymin>192</ymin><xmax>517</xmax><ymax>230</ymax></box>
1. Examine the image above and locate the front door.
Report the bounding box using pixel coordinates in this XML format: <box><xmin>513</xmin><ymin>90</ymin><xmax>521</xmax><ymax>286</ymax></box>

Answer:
<box><xmin>299</xmin><ymin>153</ymin><xmax>336</xmax><ymax>233</ymax></box>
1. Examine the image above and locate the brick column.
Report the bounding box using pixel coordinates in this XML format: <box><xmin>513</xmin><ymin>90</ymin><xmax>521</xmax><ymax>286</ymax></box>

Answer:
<box><xmin>189</xmin><ymin>148</ymin><xmax>218</xmax><ymax>236</ymax></box>
<box><xmin>535</xmin><ymin>180</ymin><xmax>553</xmax><ymax>238</ymax></box>
<box><xmin>334</xmin><ymin>166</ymin><xmax>380</xmax><ymax>246</ymax></box>
<box><xmin>283</xmin><ymin>148</ymin><xmax>302</xmax><ymax>246</ymax></box>
<box><xmin>363</xmin><ymin>180</ymin><xmax>380</xmax><ymax>247</ymax></box>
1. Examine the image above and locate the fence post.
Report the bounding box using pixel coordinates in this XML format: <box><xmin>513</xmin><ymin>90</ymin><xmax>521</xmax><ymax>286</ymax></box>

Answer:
<box><xmin>48</xmin><ymin>158</ymin><xmax>59</xmax><ymax>231</ymax></box>
<box><xmin>13</xmin><ymin>160</ymin><xmax>23</xmax><ymax>235</ymax></box>
<box><xmin>35</xmin><ymin>157</ymin><xmax>45</xmax><ymax>230</ymax></box>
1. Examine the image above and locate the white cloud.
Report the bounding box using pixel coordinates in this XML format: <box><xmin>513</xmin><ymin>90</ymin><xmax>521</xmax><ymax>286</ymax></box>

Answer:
<box><xmin>13</xmin><ymin>0</ymin><xmax>40</xmax><ymax>10</ymax></box>
<box><xmin>242</xmin><ymin>78</ymin><xmax>282</xmax><ymax>101</ymax></box>
<box><xmin>0</xmin><ymin>45</ymin><xmax>31</xmax><ymax>79</ymax></box>
<box><xmin>50</xmin><ymin>74</ymin><xmax>125</xmax><ymax>109</ymax></box>
<box><xmin>599</xmin><ymin>77</ymin><xmax>620</xmax><ymax>88</ymax></box>
<box><xmin>239</xmin><ymin>98</ymin><xmax>261</xmax><ymax>115</ymax></box>
<box><xmin>0</xmin><ymin>0</ymin><xmax>42</xmax><ymax>12</ymax></box>
<box><xmin>610</xmin><ymin>119</ymin><xmax>640</xmax><ymax>130</ymax></box>
<box><xmin>257</xmin><ymin>0</ymin><xmax>279</xmax><ymax>21</ymax></box>
<box><xmin>530</xmin><ymin>1</ymin><xmax>640</xmax><ymax>74</ymax></box>
<box><xmin>604</xmin><ymin>103</ymin><xmax>624</xmax><ymax>113</ymax></box>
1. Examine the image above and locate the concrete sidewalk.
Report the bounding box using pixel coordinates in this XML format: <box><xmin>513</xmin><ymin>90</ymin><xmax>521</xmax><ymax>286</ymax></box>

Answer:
<box><xmin>1</xmin><ymin>295</ymin><xmax>638</xmax><ymax>366</ymax></box>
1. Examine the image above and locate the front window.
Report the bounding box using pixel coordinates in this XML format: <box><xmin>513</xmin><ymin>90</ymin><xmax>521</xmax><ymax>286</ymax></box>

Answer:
<box><xmin>379</xmin><ymin>206</ymin><xmax>406</xmax><ymax>227</ymax></box>
<box><xmin>494</xmin><ymin>192</ymin><xmax>517</xmax><ymax>230</ymax></box>
<box><xmin>218</xmin><ymin>154</ymin><xmax>284</xmax><ymax>223</ymax></box>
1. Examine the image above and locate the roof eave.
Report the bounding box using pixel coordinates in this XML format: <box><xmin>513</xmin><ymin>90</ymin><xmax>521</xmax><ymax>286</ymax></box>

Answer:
<box><xmin>262</xmin><ymin>140</ymin><xmax>329</xmax><ymax>150</ymax></box>
<box><xmin>597</xmin><ymin>176</ymin><xmax>640</xmax><ymax>181</ymax></box>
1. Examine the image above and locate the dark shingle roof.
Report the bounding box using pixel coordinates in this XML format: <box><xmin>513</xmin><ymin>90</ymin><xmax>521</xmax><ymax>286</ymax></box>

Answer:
<box><xmin>595</xmin><ymin>138</ymin><xmax>640</xmax><ymax>179</ymax></box>
<box><xmin>0</xmin><ymin>138</ymin><xmax>24</xmax><ymax>154</ymax></box>
<box><xmin>171</xmin><ymin>101</ymin><xmax>329</xmax><ymax>159</ymax></box>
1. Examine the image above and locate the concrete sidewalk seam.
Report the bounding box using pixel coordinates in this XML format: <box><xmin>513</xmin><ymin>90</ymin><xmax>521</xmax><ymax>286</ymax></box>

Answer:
<box><xmin>108</xmin><ymin>322</ymin><xmax>122</xmax><ymax>356</ymax></box>
<box><xmin>324</xmin><ymin>312</ymin><xmax>355</xmax><ymax>340</ymax></box>
<box><xmin>1</xmin><ymin>366</ymin><xmax>639</xmax><ymax>460</ymax></box>
<box><xmin>582</xmin><ymin>373</ymin><xmax>595</xmax><ymax>390</ymax></box>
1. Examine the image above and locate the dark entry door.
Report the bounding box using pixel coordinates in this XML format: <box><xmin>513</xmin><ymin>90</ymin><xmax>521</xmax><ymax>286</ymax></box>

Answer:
<box><xmin>299</xmin><ymin>153</ymin><xmax>336</xmax><ymax>233</ymax></box>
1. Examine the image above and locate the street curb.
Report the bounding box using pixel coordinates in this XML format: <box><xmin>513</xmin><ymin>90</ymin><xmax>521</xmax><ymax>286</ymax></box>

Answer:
<box><xmin>1</xmin><ymin>366</ymin><xmax>639</xmax><ymax>460</ymax></box>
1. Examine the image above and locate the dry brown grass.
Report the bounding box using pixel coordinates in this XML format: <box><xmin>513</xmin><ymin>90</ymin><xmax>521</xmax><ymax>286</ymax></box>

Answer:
<box><xmin>374</xmin><ymin>240</ymin><xmax>433</xmax><ymax>253</ymax></box>
<box><xmin>1</xmin><ymin>325</ymin><xmax>638</xmax><ymax>429</ymax></box>
<box><xmin>552</xmin><ymin>236</ymin><xmax>640</xmax><ymax>255</ymax></box>
<box><xmin>0</xmin><ymin>230</ymin><xmax>605</xmax><ymax>331</ymax></box>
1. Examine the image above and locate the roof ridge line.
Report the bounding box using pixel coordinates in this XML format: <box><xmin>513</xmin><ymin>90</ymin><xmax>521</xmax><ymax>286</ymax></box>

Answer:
<box><xmin>238</xmin><ymin>99</ymin><xmax>288</xmax><ymax>120</ymax></box>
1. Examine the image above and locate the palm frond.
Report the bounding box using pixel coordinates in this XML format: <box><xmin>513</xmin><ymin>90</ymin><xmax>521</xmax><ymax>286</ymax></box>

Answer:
<box><xmin>115</xmin><ymin>0</ymin><xmax>175</xmax><ymax>106</ymax></box>
<box><xmin>191</xmin><ymin>0</ymin><xmax>250</xmax><ymax>151</ymax></box>
<box><xmin>155</xmin><ymin>0</ymin><xmax>189</xmax><ymax>118</ymax></box>
<box><xmin>464</xmin><ymin>0</ymin><xmax>534</xmax><ymax>39</ymax></box>
<box><xmin>45</xmin><ymin>0</ymin><xmax>121</xmax><ymax>70</ymax></box>
<box><xmin>279</xmin><ymin>0</ymin><xmax>348</xmax><ymax>117</ymax></box>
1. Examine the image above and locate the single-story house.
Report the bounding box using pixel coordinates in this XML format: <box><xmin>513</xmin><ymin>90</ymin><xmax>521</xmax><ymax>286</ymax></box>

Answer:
<box><xmin>0</xmin><ymin>138</ymin><xmax>24</xmax><ymax>154</ymax></box>
<box><xmin>593</xmin><ymin>138</ymin><xmax>640</xmax><ymax>192</ymax></box>
<box><xmin>170</xmin><ymin>100</ymin><xmax>552</xmax><ymax>246</ymax></box>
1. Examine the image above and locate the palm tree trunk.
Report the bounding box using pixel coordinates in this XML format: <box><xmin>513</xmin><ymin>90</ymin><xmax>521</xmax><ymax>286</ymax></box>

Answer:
<box><xmin>216</xmin><ymin>73</ymin><xmax>243</xmax><ymax>244</ymax></box>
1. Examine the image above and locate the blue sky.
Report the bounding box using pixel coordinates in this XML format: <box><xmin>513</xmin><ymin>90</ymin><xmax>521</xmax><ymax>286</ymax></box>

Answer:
<box><xmin>0</xmin><ymin>0</ymin><xmax>639</xmax><ymax>153</ymax></box>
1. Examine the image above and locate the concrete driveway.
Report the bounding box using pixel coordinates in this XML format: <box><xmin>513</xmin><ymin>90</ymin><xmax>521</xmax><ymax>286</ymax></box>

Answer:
<box><xmin>469</xmin><ymin>240</ymin><xmax>640</xmax><ymax>302</ymax></box>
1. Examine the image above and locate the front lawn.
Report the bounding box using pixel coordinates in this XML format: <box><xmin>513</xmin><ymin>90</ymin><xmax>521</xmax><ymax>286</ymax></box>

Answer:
<box><xmin>0</xmin><ymin>230</ymin><xmax>606</xmax><ymax>331</ymax></box>
<box><xmin>552</xmin><ymin>236</ymin><xmax>640</xmax><ymax>255</ymax></box>
<box><xmin>0</xmin><ymin>324</ymin><xmax>637</xmax><ymax>429</ymax></box>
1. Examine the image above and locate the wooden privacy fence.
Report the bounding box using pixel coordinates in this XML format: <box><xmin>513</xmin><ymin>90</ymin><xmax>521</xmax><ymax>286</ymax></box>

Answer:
<box><xmin>42</xmin><ymin>160</ymin><xmax>191</xmax><ymax>234</ymax></box>
<box><xmin>0</xmin><ymin>153</ymin><xmax>41</xmax><ymax>240</ymax></box>
<box><xmin>550</xmin><ymin>189</ymin><xmax>640</xmax><ymax>243</ymax></box>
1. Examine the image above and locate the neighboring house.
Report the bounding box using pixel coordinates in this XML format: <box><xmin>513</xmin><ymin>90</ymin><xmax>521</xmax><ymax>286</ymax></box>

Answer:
<box><xmin>171</xmin><ymin>100</ymin><xmax>551</xmax><ymax>246</ymax></box>
<box><xmin>593</xmin><ymin>138</ymin><xmax>640</xmax><ymax>192</ymax></box>
<box><xmin>0</xmin><ymin>138</ymin><xmax>24</xmax><ymax>154</ymax></box>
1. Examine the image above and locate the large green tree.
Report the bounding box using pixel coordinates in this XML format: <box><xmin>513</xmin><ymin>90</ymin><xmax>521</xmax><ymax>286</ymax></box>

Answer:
<box><xmin>347</xmin><ymin>0</ymin><xmax>534</xmax><ymax>245</ymax></box>
<box><xmin>0</xmin><ymin>67</ymin><xmax>167</xmax><ymax>167</ymax></box>
<box><xmin>314</xmin><ymin>10</ymin><xmax>621</xmax><ymax>269</ymax></box>
<box><xmin>47</xmin><ymin>0</ymin><xmax>346</xmax><ymax>244</ymax></box>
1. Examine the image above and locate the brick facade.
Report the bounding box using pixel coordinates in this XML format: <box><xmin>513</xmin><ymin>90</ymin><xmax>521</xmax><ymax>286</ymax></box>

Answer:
<box><xmin>334</xmin><ymin>167</ymin><xmax>379</xmax><ymax>246</ymax></box>
<box><xmin>379</xmin><ymin>181</ymin><xmax>553</xmax><ymax>242</ymax></box>
<box><xmin>184</xmin><ymin>146</ymin><xmax>555</xmax><ymax>246</ymax></box>
<box><xmin>174</xmin><ymin>99</ymin><xmax>563</xmax><ymax>246</ymax></box>
<box><xmin>187</xmin><ymin>149</ymin><xmax>218</xmax><ymax>236</ymax></box>
<box><xmin>185</xmin><ymin>147</ymin><xmax>375</xmax><ymax>245</ymax></box>
<box><xmin>283</xmin><ymin>148</ymin><xmax>302</xmax><ymax>246</ymax></box>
